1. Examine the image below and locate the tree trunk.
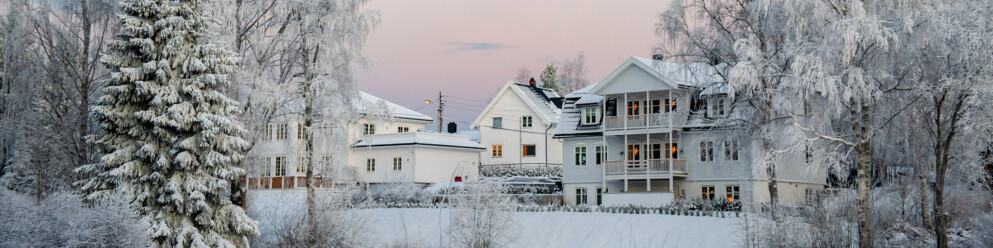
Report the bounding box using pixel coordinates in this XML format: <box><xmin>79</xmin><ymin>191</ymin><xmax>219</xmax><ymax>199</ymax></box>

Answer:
<box><xmin>301</xmin><ymin>31</ymin><xmax>319</xmax><ymax>247</ymax></box>
<box><xmin>934</xmin><ymin>92</ymin><xmax>965</xmax><ymax>248</ymax></box>
<box><xmin>856</xmin><ymin>108</ymin><xmax>873</xmax><ymax>248</ymax></box>
<box><xmin>917</xmin><ymin>162</ymin><xmax>932</xmax><ymax>230</ymax></box>
<box><xmin>763</xmin><ymin>101</ymin><xmax>779</xmax><ymax>221</ymax></box>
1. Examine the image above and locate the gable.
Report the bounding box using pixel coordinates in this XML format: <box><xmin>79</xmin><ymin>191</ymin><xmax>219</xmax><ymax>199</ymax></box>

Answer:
<box><xmin>594</xmin><ymin>64</ymin><xmax>674</xmax><ymax>95</ymax></box>
<box><xmin>472</xmin><ymin>85</ymin><xmax>541</xmax><ymax>127</ymax></box>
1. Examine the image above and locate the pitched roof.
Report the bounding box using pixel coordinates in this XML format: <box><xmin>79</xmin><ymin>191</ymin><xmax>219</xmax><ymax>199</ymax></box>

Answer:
<box><xmin>359</xmin><ymin>92</ymin><xmax>433</xmax><ymax>122</ymax></box>
<box><xmin>471</xmin><ymin>81</ymin><xmax>563</xmax><ymax>126</ymax></box>
<box><xmin>589</xmin><ymin>56</ymin><xmax>725</xmax><ymax>95</ymax></box>
<box><xmin>553</xmin><ymin>83</ymin><xmax>603</xmax><ymax>138</ymax></box>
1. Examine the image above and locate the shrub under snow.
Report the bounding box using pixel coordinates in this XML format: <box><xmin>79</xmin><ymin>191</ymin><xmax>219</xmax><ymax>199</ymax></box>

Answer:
<box><xmin>0</xmin><ymin>189</ymin><xmax>150</xmax><ymax>247</ymax></box>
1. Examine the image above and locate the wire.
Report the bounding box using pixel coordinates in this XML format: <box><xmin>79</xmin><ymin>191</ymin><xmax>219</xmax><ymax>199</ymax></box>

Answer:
<box><xmin>413</xmin><ymin>102</ymin><xmax>434</xmax><ymax>111</ymax></box>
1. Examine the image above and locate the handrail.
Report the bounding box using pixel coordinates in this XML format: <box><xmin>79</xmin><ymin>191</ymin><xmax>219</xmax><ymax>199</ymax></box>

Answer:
<box><xmin>604</xmin><ymin>159</ymin><xmax>687</xmax><ymax>175</ymax></box>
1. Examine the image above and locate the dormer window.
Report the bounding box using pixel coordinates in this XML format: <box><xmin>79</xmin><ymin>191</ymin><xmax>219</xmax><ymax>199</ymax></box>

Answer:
<box><xmin>710</xmin><ymin>97</ymin><xmax>727</xmax><ymax>117</ymax></box>
<box><xmin>582</xmin><ymin>107</ymin><xmax>599</xmax><ymax>125</ymax></box>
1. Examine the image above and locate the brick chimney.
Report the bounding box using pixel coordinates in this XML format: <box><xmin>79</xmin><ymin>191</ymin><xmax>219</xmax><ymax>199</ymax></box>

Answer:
<box><xmin>529</xmin><ymin>77</ymin><xmax>536</xmax><ymax>87</ymax></box>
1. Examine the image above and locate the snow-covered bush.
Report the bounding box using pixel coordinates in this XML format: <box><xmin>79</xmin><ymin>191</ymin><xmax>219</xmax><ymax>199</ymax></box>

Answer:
<box><xmin>0</xmin><ymin>189</ymin><xmax>149</xmax><ymax>247</ymax></box>
<box><xmin>448</xmin><ymin>182</ymin><xmax>517</xmax><ymax>248</ymax></box>
<box><xmin>370</xmin><ymin>181</ymin><xmax>435</xmax><ymax>205</ymax></box>
<box><xmin>249</xmin><ymin>186</ymin><xmax>371</xmax><ymax>247</ymax></box>
<box><xmin>479</xmin><ymin>166</ymin><xmax>561</xmax><ymax>178</ymax></box>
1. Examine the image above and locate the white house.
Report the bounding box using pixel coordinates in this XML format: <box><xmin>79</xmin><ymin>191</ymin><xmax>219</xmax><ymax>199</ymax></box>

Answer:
<box><xmin>246</xmin><ymin>92</ymin><xmax>483</xmax><ymax>189</ymax></box>
<box><xmin>555</xmin><ymin>57</ymin><xmax>826</xmax><ymax>207</ymax></box>
<box><xmin>472</xmin><ymin>78</ymin><xmax>564</xmax><ymax>169</ymax></box>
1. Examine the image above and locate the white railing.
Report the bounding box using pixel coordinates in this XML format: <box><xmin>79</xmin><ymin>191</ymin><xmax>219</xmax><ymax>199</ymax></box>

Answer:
<box><xmin>605</xmin><ymin>159</ymin><xmax>687</xmax><ymax>176</ymax></box>
<box><xmin>603</xmin><ymin>112</ymin><xmax>688</xmax><ymax>131</ymax></box>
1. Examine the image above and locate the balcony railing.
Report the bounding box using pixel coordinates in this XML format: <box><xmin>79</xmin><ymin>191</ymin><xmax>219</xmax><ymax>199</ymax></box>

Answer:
<box><xmin>246</xmin><ymin>176</ymin><xmax>333</xmax><ymax>189</ymax></box>
<box><xmin>604</xmin><ymin>159</ymin><xmax>687</xmax><ymax>176</ymax></box>
<box><xmin>604</xmin><ymin>112</ymin><xmax>688</xmax><ymax>130</ymax></box>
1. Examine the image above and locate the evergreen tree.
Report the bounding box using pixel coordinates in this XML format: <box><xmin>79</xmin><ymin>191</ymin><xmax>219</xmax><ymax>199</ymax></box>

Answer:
<box><xmin>539</xmin><ymin>64</ymin><xmax>561</xmax><ymax>94</ymax></box>
<box><xmin>78</xmin><ymin>0</ymin><xmax>258</xmax><ymax>247</ymax></box>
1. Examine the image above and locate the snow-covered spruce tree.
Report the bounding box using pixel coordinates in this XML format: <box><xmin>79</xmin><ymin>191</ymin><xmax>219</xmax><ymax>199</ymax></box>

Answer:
<box><xmin>539</xmin><ymin>64</ymin><xmax>561</xmax><ymax>94</ymax></box>
<box><xmin>78</xmin><ymin>0</ymin><xmax>259</xmax><ymax>247</ymax></box>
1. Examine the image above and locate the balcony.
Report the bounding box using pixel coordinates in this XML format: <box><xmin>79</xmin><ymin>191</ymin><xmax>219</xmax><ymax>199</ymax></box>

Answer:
<box><xmin>604</xmin><ymin>112</ymin><xmax>688</xmax><ymax>131</ymax></box>
<box><xmin>604</xmin><ymin>159</ymin><xmax>687</xmax><ymax>180</ymax></box>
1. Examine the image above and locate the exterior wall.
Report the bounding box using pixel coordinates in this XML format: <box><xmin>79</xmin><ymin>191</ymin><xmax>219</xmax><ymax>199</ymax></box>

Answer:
<box><xmin>597</xmin><ymin>65</ymin><xmax>675</xmax><ymax>95</ymax></box>
<box><xmin>679</xmin><ymin>131</ymin><xmax>752</xmax><ymax>181</ymax></box>
<box><xmin>561</xmin><ymin>136</ymin><xmax>605</xmax><ymax>184</ymax></box>
<box><xmin>349</xmin><ymin>145</ymin><xmax>480</xmax><ymax>184</ymax></box>
<box><xmin>411</xmin><ymin>146</ymin><xmax>480</xmax><ymax>183</ymax></box>
<box><xmin>562</xmin><ymin>183</ymin><xmax>603</xmax><ymax>206</ymax></box>
<box><xmin>477</xmin><ymin>87</ymin><xmax>562</xmax><ymax>166</ymax></box>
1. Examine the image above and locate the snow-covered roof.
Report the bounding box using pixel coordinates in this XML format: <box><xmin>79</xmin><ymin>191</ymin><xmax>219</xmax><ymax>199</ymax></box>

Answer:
<box><xmin>471</xmin><ymin>81</ymin><xmax>563</xmax><ymax>126</ymax></box>
<box><xmin>590</xmin><ymin>57</ymin><xmax>725</xmax><ymax>95</ymax></box>
<box><xmin>359</xmin><ymin>92</ymin><xmax>433</xmax><ymax>122</ymax></box>
<box><xmin>352</xmin><ymin>132</ymin><xmax>485</xmax><ymax>150</ymax></box>
<box><xmin>553</xmin><ymin>83</ymin><xmax>603</xmax><ymax>138</ymax></box>
<box><xmin>455</xmin><ymin>130</ymin><xmax>481</xmax><ymax>143</ymax></box>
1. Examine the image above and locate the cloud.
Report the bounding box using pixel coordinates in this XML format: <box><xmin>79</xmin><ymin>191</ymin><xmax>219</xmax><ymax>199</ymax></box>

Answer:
<box><xmin>447</xmin><ymin>42</ymin><xmax>514</xmax><ymax>51</ymax></box>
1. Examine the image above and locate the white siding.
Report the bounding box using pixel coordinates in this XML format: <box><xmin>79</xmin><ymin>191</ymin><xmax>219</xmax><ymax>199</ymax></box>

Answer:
<box><xmin>477</xmin><ymin>86</ymin><xmax>562</xmax><ymax>166</ymax></box>
<box><xmin>561</xmin><ymin>137</ymin><xmax>604</xmax><ymax>184</ymax></box>
<box><xmin>596</xmin><ymin>66</ymin><xmax>675</xmax><ymax>95</ymax></box>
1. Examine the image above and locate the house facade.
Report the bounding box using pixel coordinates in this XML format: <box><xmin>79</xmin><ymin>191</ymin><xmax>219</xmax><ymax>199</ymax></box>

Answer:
<box><xmin>472</xmin><ymin>79</ymin><xmax>564</xmax><ymax>169</ymax></box>
<box><xmin>246</xmin><ymin>92</ymin><xmax>483</xmax><ymax>190</ymax></box>
<box><xmin>555</xmin><ymin>57</ymin><xmax>826</xmax><ymax>207</ymax></box>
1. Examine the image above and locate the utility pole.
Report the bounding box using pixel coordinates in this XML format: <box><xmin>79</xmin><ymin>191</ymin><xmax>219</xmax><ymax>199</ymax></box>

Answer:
<box><xmin>437</xmin><ymin>91</ymin><xmax>444</xmax><ymax>133</ymax></box>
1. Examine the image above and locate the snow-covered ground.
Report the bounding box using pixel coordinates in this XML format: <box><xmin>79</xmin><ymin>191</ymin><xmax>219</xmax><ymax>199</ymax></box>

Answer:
<box><xmin>361</xmin><ymin>208</ymin><xmax>741</xmax><ymax>248</ymax></box>
<box><xmin>248</xmin><ymin>190</ymin><xmax>741</xmax><ymax>247</ymax></box>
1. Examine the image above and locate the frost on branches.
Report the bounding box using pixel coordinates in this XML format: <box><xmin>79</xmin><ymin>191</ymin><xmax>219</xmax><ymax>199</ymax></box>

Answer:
<box><xmin>76</xmin><ymin>0</ymin><xmax>259</xmax><ymax>247</ymax></box>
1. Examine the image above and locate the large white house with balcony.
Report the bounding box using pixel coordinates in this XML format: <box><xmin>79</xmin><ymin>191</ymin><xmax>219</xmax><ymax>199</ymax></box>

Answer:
<box><xmin>246</xmin><ymin>92</ymin><xmax>484</xmax><ymax>190</ymax></box>
<box><xmin>555</xmin><ymin>57</ymin><xmax>826</xmax><ymax>207</ymax></box>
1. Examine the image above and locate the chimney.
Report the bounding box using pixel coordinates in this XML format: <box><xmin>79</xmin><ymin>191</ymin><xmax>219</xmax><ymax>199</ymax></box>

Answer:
<box><xmin>529</xmin><ymin>77</ymin><xmax>536</xmax><ymax>87</ymax></box>
<box><xmin>652</xmin><ymin>54</ymin><xmax>664</xmax><ymax>61</ymax></box>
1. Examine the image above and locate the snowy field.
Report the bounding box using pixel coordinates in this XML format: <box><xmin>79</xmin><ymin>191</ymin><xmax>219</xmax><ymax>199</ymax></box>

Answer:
<box><xmin>360</xmin><ymin>208</ymin><xmax>741</xmax><ymax>248</ymax></box>
<box><xmin>248</xmin><ymin>190</ymin><xmax>741</xmax><ymax>248</ymax></box>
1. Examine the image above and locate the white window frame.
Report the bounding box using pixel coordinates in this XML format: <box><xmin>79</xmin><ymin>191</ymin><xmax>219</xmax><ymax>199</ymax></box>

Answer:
<box><xmin>363</xmin><ymin>124</ymin><xmax>375</xmax><ymax>135</ymax></box>
<box><xmin>492</xmin><ymin>145</ymin><xmax>503</xmax><ymax>158</ymax></box>
<box><xmin>582</xmin><ymin>107</ymin><xmax>599</xmax><ymax>125</ymax></box>
<box><xmin>366</xmin><ymin>158</ymin><xmax>375</xmax><ymax>172</ymax></box>
<box><xmin>726</xmin><ymin>185</ymin><xmax>740</xmax><ymax>202</ymax></box>
<box><xmin>724</xmin><ymin>139</ymin><xmax>739</xmax><ymax>161</ymax></box>
<box><xmin>700</xmin><ymin>141</ymin><xmax>714</xmax><ymax>162</ymax></box>
<box><xmin>276</xmin><ymin>123</ymin><xmax>288</xmax><ymax>140</ymax></box>
<box><xmin>274</xmin><ymin>156</ymin><xmax>286</xmax><ymax>176</ymax></box>
<box><xmin>393</xmin><ymin>157</ymin><xmax>402</xmax><ymax>171</ymax></box>
<box><xmin>522</xmin><ymin>144</ymin><xmax>536</xmax><ymax>157</ymax></box>
<box><xmin>262</xmin><ymin>157</ymin><xmax>272</xmax><ymax>177</ymax></box>
<box><xmin>296</xmin><ymin>157</ymin><xmax>307</xmax><ymax>173</ymax></box>
<box><xmin>576</xmin><ymin>187</ymin><xmax>588</xmax><ymax>205</ymax></box>
<box><xmin>701</xmin><ymin>186</ymin><xmax>715</xmax><ymax>200</ymax></box>
<box><xmin>595</xmin><ymin>145</ymin><xmax>604</xmax><ymax>165</ymax></box>
<box><xmin>521</xmin><ymin>116</ymin><xmax>533</xmax><ymax>128</ymax></box>
<box><xmin>264</xmin><ymin>124</ymin><xmax>272</xmax><ymax>141</ymax></box>
<box><xmin>397</xmin><ymin>126</ymin><xmax>409</xmax><ymax>133</ymax></box>
<box><xmin>575</xmin><ymin>146</ymin><xmax>587</xmax><ymax>166</ymax></box>
<box><xmin>492</xmin><ymin>117</ymin><xmax>503</xmax><ymax>129</ymax></box>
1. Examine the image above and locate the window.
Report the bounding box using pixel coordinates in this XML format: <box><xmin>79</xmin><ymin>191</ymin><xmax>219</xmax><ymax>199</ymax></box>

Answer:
<box><xmin>576</xmin><ymin>188</ymin><xmax>588</xmax><ymax>205</ymax></box>
<box><xmin>651</xmin><ymin>143</ymin><xmax>661</xmax><ymax>160</ymax></box>
<box><xmin>492</xmin><ymin>145</ymin><xmax>503</xmax><ymax>157</ymax></box>
<box><xmin>393</xmin><ymin>157</ymin><xmax>402</xmax><ymax>170</ymax></box>
<box><xmin>366</xmin><ymin>159</ymin><xmax>375</xmax><ymax>172</ymax></box>
<box><xmin>397</xmin><ymin>126</ymin><xmax>409</xmax><ymax>133</ymax></box>
<box><xmin>805</xmin><ymin>143</ymin><xmax>813</xmax><ymax>163</ymax></box>
<box><xmin>276</xmin><ymin>123</ymin><xmax>288</xmax><ymax>140</ymax></box>
<box><xmin>666</xmin><ymin>143</ymin><xmax>679</xmax><ymax>159</ymax></box>
<box><xmin>711</xmin><ymin>98</ymin><xmax>726</xmax><ymax>117</ymax></box>
<box><xmin>700</xmin><ymin>141</ymin><xmax>714</xmax><ymax>161</ymax></box>
<box><xmin>297</xmin><ymin>123</ymin><xmax>305</xmax><ymax>140</ymax></box>
<box><xmin>595</xmin><ymin>145</ymin><xmax>604</xmax><ymax>165</ymax></box>
<box><xmin>726</xmin><ymin>185</ymin><xmax>740</xmax><ymax>202</ymax></box>
<box><xmin>627</xmin><ymin>101</ymin><xmax>641</xmax><ymax>115</ymax></box>
<box><xmin>665</xmin><ymin>98</ymin><xmax>677</xmax><ymax>112</ymax></box>
<box><xmin>262</xmin><ymin>157</ymin><xmax>272</xmax><ymax>176</ymax></box>
<box><xmin>521</xmin><ymin>116</ymin><xmax>533</xmax><ymax>128</ymax></box>
<box><xmin>522</xmin><ymin>145</ymin><xmax>536</xmax><ymax>157</ymax></box>
<box><xmin>575</xmin><ymin>146</ymin><xmax>587</xmax><ymax>166</ymax></box>
<box><xmin>627</xmin><ymin>144</ymin><xmax>641</xmax><ymax>161</ymax></box>
<box><xmin>650</xmin><ymin>99</ymin><xmax>661</xmax><ymax>114</ymax></box>
<box><xmin>492</xmin><ymin>117</ymin><xmax>502</xmax><ymax>129</ymax></box>
<box><xmin>595</xmin><ymin>188</ymin><xmax>603</xmax><ymax>205</ymax></box>
<box><xmin>701</xmin><ymin>186</ymin><xmax>715</xmax><ymax>200</ymax></box>
<box><xmin>274</xmin><ymin>156</ymin><xmax>286</xmax><ymax>176</ymax></box>
<box><xmin>296</xmin><ymin>157</ymin><xmax>307</xmax><ymax>173</ymax></box>
<box><xmin>724</xmin><ymin>140</ymin><xmax>739</xmax><ymax>161</ymax></box>
<box><xmin>582</xmin><ymin>107</ymin><xmax>599</xmax><ymax>125</ymax></box>
<box><xmin>264</xmin><ymin>124</ymin><xmax>272</xmax><ymax>140</ymax></box>
<box><xmin>363</xmin><ymin>124</ymin><xmax>375</xmax><ymax>135</ymax></box>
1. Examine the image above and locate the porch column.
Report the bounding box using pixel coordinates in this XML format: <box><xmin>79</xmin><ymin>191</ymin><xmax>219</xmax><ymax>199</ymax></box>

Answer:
<box><xmin>602</xmin><ymin>96</ymin><xmax>607</xmax><ymax>192</ymax></box>
<box><xmin>669</xmin><ymin>90</ymin><xmax>675</xmax><ymax>193</ymax></box>
<box><xmin>623</xmin><ymin>134</ymin><xmax>628</xmax><ymax>192</ymax></box>
<box><xmin>646</xmin><ymin>91</ymin><xmax>651</xmax><ymax>192</ymax></box>
<box><xmin>623</xmin><ymin>93</ymin><xmax>628</xmax><ymax>130</ymax></box>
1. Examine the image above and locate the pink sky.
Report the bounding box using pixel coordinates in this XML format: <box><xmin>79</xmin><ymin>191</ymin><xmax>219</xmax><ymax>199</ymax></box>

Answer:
<box><xmin>359</xmin><ymin>0</ymin><xmax>673</xmax><ymax>130</ymax></box>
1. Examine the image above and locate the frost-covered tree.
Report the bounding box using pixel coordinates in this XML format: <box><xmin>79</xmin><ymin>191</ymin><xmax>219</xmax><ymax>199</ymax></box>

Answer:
<box><xmin>538</xmin><ymin>64</ymin><xmax>561</xmax><ymax>94</ymax></box>
<box><xmin>513</xmin><ymin>67</ymin><xmax>531</xmax><ymax>85</ymax></box>
<box><xmin>77</xmin><ymin>0</ymin><xmax>259</xmax><ymax>246</ymax></box>
<box><xmin>448</xmin><ymin>182</ymin><xmax>516</xmax><ymax>248</ymax></box>
<box><xmin>557</xmin><ymin>52</ymin><xmax>589</xmax><ymax>94</ymax></box>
